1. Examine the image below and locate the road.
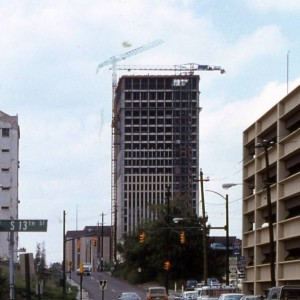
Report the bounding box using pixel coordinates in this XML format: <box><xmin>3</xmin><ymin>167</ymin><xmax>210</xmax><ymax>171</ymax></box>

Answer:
<box><xmin>71</xmin><ymin>271</ymin><xmax>147</xmax><ymax>300</ymax></box>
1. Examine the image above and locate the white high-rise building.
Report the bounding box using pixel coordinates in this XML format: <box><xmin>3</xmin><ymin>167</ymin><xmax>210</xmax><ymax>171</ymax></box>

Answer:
<box><xmin>0</xmin><ymin>111</ymin><xmax>20</xmax><ymax>260</ymax></box>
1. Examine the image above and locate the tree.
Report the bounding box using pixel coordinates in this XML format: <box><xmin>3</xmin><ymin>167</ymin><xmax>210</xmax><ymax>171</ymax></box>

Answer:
<box><xmin>34</xmin><ymin>242</ymin><xmax>46</xmax><ymax>275</ymax></box>
<box><xmin>116</xmin><ymin>203</ymin><xmax>208</xmax><ymax>284</ymax></box>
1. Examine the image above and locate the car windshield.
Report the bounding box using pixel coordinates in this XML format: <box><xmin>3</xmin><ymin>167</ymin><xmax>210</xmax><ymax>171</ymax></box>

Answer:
<box><xmin>150</xmin><ymin>288</ymin><xmax>165</xmax><ymax>295</ymax></box>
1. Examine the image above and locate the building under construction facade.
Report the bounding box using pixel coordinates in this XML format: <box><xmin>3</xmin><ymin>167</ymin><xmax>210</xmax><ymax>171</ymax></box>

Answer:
<box><xmin>114</xmin><ymin>74</ymin><xmax>200</xmax><ymax>240</ymax></box>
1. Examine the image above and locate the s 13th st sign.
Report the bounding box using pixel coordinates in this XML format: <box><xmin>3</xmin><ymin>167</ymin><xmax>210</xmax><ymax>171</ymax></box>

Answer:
<box><xmin>0</xmin><ymin>219</ymin><xmax>48</xmax><ymax>232</ymax></box>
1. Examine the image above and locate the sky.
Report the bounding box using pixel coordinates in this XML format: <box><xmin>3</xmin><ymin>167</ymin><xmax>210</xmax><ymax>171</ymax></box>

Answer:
<box><xmin>1</xmin><ymin>0</ymin><xmax>300</xmax><ymax>264</ymax></box>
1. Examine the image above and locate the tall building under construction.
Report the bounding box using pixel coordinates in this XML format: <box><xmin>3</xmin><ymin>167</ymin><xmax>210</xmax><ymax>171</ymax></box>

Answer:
<box><xmin>114</xmin><ymin>74</ymin><xmax>200</xmax><ymax>240</ymax></box>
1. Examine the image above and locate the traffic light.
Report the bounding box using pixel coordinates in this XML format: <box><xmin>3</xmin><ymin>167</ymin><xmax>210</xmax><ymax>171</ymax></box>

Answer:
<box><xmin>180</xmin><ymin>231</ymin><xmax>185</xmax><ymax>244</ymax></box>
<box><xmin>77</xmin><ymin>240</ymin><xmax>80</xmax><ymax>249</ymax></box>
<box><xmin>139</xmin><ymin>232</ymin><xmax>145</xmax><ymax>243</ymax></box>
<box><xmin>93</xmin><ymin>237</ymin><xmax>97</xmax><ymax>246</ymax></box>
<box><xmin>164</xmin><ymin>260</ymin><xmax>171</xmax><ymax>271</ymax></box>
<box><xmin>79</xmin><ymin>262</ymin><xmax>83</xmax><ymax>273</ymax></box>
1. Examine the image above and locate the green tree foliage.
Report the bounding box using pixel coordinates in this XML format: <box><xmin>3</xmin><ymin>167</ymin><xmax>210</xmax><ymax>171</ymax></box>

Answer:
<box><xmin>34</xmin><ymin>242</ymin><xmax>46</xmax><ymax>275</ymax></box>
<box><xmin>116</xmin><ymin>203</ymin><xmax>212</xmax><ymax>284</ymax></box>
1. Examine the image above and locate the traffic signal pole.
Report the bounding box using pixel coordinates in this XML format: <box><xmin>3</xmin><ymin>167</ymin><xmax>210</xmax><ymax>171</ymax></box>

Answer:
<box><xmin>199</xmin><ymin>170</ymin><xmax>208</xmax><ymax>286</ymax></box>
<box><xmin>63</xmin><ymin>210</ymin><xmax>66</xmax><ymax>294</ymax></box>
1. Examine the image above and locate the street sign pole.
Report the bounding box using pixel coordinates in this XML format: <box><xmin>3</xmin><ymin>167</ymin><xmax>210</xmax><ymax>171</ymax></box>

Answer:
<box><xmin>0</xmin><ymin>219</ymin><xmax>48</xmax><ymax>300</ymax></box>
<box><xmin>9</xmin><ymin>232</ymin><xmax>15</xmax><ymax>300</ymax></box>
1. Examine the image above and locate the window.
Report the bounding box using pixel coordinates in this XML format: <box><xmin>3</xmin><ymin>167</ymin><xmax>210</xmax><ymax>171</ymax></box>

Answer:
<box><xmin>1</xmin><ymin>206</ymin><xmax>9</xmax><ymax>210</ymax></box>
<box><xmin>2</xmin><ymin>128</ymin><xmax>9</xmax><ymax>137</ymax></box>
<box><xmin>2</xmin><ymin>149</ymin><xmax>9</xmax><ymax>153</ymax></box>
<box><xmin>1</xmin><ymin>168</ymin><xmax>9</xmax><ymax>172</ymax></box>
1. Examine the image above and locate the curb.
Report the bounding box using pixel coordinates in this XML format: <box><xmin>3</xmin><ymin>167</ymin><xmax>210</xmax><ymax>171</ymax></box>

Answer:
<box><xmin>67</xmin><ymin>278</ymin><xmax>92</xmax><ymax>300</ymax></box>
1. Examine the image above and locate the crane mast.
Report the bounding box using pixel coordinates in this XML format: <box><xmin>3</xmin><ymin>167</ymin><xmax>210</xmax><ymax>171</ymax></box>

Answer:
<box><xmin>96</xmin><ymin>40</ymin><xmax>163</xmax><ymax>263</ymax></box>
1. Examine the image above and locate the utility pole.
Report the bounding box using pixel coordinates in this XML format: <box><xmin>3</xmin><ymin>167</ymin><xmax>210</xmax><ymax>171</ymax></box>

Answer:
<box><xmin>9</xmin><ymin>231</ymin><xmax>15</xmax><ymax>300</ymax></box>
<box><xmin>194</xmin><ymin>169</ymin><xmax>209</xmax><ymax>285</ymax></box>
<box><xmin>101</xmin><ymin>212</ymin><xmax>104</xmax><ymax>272</ymax></box>
<box><xmin>225</xmin><ymin>194</ymin><xmax>229</xmax><ymax>286</ymax></box>
<box><xmin>165</xmin><ymin>186</ymin><xmax>171</xmax><ymax>295</ymax></box>
<box><xmin>63</xmin><ymin>210</ymin><xmax>66</xmax><ymax>294</ymax></box>
<box><xmin>256</xmin><ymin>139</ymin><xmax>276</xmax><ymax>287</ymax></box>
<box><xmin>206</xmin><ymin>189</ymin><xmax>230</xmax><ymax>285</ymax></box>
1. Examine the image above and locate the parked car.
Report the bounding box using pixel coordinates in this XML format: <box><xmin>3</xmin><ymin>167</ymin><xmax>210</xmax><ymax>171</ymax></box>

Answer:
<box><xmin>176</xmin><ymin>291</ymin><xmax>198</xmax><ymax>299</ymax></box>
<box><xmin>145</xmin><ymin>287</ymin><xmax>168</xmax><ymax>300</ymax></box>
<box><xmin>267</xmin><ymin>285</ymin><xmax>300</xmax><ymax>300</ymax></box>
<box><xmin>76</xmin><ymin>263</ymin><xmax>92</xmax><ymax>276</ymax></box>
<box><xmin>207</xmin><ymin>278</ymin><xmax>221</xmax><ymax>287</ymax></box>
<box><xmin>240</xmin><ymin>296</ymin><xmax>261</xmax><ymax>300</ymax></box>
<box><xmin>184</xmin><ymin>280</ymin><xmax>198</xmax><ymax>291</ymax></box>
<box><xmin>119</xmin><ymin>292</ymin><xmax>141</xmax><ymax>300</ymax></box>
<box><xmin>217</xmin><ymin>294</ymin><xmax>244</xmax><ymax>300</ymax></box>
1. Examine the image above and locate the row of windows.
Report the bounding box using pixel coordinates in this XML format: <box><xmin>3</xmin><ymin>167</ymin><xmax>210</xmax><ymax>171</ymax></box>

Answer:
<box><xmin>124</xmin><ymin>110</ymin><xmax>197</xmax><ymax>117</ymax></box>
<box><xmin>124</xmin><ymin>167</ymin><xmax>173</xmax><ymax>174</ymax></box>
<box><xmin>124</xmin><ymin>175</ymin><xmax>172</xmax><ymax>183</ymax></box>
<box><xmin>124</xmin><ymin>159</ymin><xmax>175</xmax><ymax>167</ymax></box>
<box><xmin>123</xmin><ymin>143</ymin><xmax>196</xmax><ymax>150</ymax></box>
<box><xmin>124</xmin><ymin>152</ymin><xmax>172</xmax><ymax>158</ymax></box>
<box><xmin>124</xmin><ymin>184</ymin><xmax>167</xmax><ymax>191</ymax></box>
<box><xmin>125</xmin><ymin>135</ymin><xmax>195</xmax><ymax>142</ymax></box>
<box><xmin>124</xmin><ymin>118</ymin><xmax>197</xmax><ymax>126</ymax></box>
<box><xmin>124</xmin><ymin>77</ymin><xmax>198</xmax><ymax>90</ymax></box>
<box><xmin>124</xmin><ymin>101</ymin><xmax>198</xmax><ymax>109</ymax></box>
<box><xmin>124</xmin><ymin>91</ymin><xmax>198</xmax><ymax>101</ymax></box>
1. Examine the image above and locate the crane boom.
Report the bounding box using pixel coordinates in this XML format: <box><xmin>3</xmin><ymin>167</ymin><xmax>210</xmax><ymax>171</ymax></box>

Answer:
<box><xmin>96</xmin><ymin>39</ymin><xmax>164</xmax><ymax>72</ymax></box>
<box><xmin>115</xmin><ymin>63</ymin><xmax>225</xmax><ymax>74</ymax></box>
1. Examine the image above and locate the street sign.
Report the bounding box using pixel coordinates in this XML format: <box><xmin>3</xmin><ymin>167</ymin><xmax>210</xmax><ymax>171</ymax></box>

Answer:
<box><xmin>229</xmin><ymin>272</ymin><xmax>237</xmax><ymax>280</ymax></box>
<box><xmin>0</xmin><ymin>220</ymin><xmax>48</xmax><ymax>232</ymax></box>
<box><xmin>229</xmin><ymin>266</ymin><xmax>237</xmax><ymax>273</ymax></box>
<box><xmin>99</xmin><ymin>280</ymin><xmax>107</xmax><ymax>290</ymax></box>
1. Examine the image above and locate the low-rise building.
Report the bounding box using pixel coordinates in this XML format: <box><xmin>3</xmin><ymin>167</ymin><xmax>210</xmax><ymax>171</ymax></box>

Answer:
<box><xmin>65</xmin><ymin>225</ymin><xmax>112</xmax><ymax>272</ymax></box>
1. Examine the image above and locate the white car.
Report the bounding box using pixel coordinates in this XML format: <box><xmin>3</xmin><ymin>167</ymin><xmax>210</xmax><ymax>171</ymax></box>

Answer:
<box><xmin>119</xmin><ymin>292</ymin><xmax>141</xmax><ymax>300</ymax></box>
<box><xmin>176</xmin><ymin>291</ymin><xmax>199</xmax><ymax>299</ymax></box>
<box><xmin>76</xmin><ymin>263</ymin><xmax>92</xmax><ymax>276</ymax></box>
<box><xmin>217</xmin><ymin>294</ymin><xmax>244</xmax><ymax>300</ymax></box>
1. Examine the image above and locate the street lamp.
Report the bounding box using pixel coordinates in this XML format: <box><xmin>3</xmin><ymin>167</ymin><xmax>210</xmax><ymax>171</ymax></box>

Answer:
<box><xmin>222</xmin><ymin>183</ymin><xmax>242</xmax><ymax>190</ymax></box>
<box><xmin>206</xmin><ymin>189</ymin><xmax>229</xmax><ymax>286</ymax></box>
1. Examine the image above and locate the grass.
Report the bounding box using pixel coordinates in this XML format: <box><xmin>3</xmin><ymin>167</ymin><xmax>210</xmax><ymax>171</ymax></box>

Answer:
<box><xmin>0</xmin><ymin>262</ymin><xmax>78</xmax><ymax>299</ymax></box>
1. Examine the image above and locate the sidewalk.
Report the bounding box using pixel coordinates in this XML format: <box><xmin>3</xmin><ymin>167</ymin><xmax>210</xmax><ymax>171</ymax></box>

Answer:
<box><xmin>67</xmin><ymin>278</ymin><xmax>91</xmax><ymax>300</ymax></box>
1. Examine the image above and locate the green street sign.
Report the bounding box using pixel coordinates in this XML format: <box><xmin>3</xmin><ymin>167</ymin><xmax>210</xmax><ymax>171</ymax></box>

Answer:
<box><xmin>0</xmin><ymin>220</ymin><xmax>48</xmax><ymax>232</ymax></box>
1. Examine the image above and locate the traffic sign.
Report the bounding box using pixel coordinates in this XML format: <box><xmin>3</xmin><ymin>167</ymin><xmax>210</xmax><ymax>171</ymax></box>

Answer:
<box><xmin>0</xmin><ymin>220</ymin><xmax>48</xmax><ymax>232</ymax></box>
<box><xmin>229</xmin><ymin>272</ymin><xmax>237</xmax><ymax>280</ymax></box>
<box><xmin>229</xmin><ymin>266</ymin><xmax>237</xmax><ymax>273</ymax></box>
<box><xmin>99</xmin><ymin>280</ymin><xmax>107</xmax><ymax>290</ymax></box>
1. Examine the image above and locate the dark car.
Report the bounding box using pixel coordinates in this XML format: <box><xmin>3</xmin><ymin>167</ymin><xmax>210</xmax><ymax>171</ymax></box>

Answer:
<box><xmin>184</xmin><ymin>280</ymin><xmax>198</xmax><ymax>291</ymax></box>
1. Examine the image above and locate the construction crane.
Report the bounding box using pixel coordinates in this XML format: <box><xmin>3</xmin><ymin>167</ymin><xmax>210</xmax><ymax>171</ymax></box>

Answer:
<box><xmin>115</xmin><ymin>63</ymin><xmax>225</xmax><ymax>74</ymax></box>
<box><xmin>96</xmin><ymin>39</ymin><xmax>163</xmax><ymax>263</ymax></box>
<box><xmin>96</xmin><ymin>39</ymin><xmax>164</xmax><ymax>92</ymax></box>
